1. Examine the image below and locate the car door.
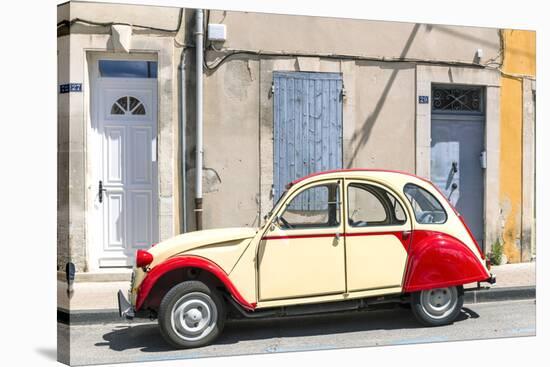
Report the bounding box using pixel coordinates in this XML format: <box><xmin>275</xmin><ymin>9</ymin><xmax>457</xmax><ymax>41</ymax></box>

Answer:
<box><xmin>344</xmin><ymin>179</ymin><xmax>412</xmax><ymax>292</ymax></box>
<box><xmin>258</xmin><ymin>179</ymin><xmax>346</xmax><ymax>301</ymax></box>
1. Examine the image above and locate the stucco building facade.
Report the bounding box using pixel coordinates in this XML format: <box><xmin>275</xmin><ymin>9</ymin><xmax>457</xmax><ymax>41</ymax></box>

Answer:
<box><xmin>57</xmin><ymin>1</ymin><xmax>536</xmax><ymax>277</ymax></box>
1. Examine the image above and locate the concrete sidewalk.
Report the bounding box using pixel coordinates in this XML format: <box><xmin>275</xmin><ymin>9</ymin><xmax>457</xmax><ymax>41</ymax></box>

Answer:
<box><xmin>58</xmin><ymin>262</ymin><xmax>536</xmax><ymax>324</ymax></box>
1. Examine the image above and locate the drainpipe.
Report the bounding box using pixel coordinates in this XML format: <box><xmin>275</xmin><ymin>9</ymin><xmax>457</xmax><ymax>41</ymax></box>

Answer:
<box><xmin>179</xmin><ymin>47</ymin><xmax>187</xmax><ymax>233</ymax></box>
<box><xmin>195</xmin><ymin>9</ymin><xmax>204</xmax><ymax>230</ymax></box>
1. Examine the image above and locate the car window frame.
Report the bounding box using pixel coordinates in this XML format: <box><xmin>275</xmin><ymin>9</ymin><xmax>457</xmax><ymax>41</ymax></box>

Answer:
<box><xmin>403</xmin><ymin>182</ymin><xmax>448</xmax><ymax>225</ymax></box>
<box><xmin>345</xmin><ymin>180</ymin><xmax>409</xmax><ymax>228</ymax></box>
<box><xmin>276</xmin><ymin>179</ymin><xmax>343</xmax><ymax>231</ymax></box>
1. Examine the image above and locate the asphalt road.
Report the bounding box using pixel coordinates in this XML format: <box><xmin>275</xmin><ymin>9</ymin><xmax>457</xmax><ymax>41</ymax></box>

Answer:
<box><xmin>60</xmin><ymin>299</ymin><xmax>536</xmax><ymax>366</ymax></box>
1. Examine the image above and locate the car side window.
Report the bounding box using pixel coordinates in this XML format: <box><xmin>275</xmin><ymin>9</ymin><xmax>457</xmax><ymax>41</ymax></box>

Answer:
<box><xmin>403</xmin><ymin>183</ymin><xmax>447</xmax><ymax>224</ymax></box>
<box><xmin>278</xmin><ymin>183</ymin><xmax>340</xmax><ymax>229</ymax></box>
<box><xmin>347</xmin><ymin>183</ymin><xmax>407</xmax><ymax>227</ymax></box>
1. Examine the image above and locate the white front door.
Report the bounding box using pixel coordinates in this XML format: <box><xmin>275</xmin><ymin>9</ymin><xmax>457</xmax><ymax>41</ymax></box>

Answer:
<box><xmin>92</xmin><ymin>77</ymin><xmax>158</xmax><ymax>267</ymax></box>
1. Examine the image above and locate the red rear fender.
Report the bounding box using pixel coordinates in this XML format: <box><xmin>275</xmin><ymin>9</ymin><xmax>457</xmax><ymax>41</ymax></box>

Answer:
<box><xmin>403</xmin><ymin>231</ymin><xmax>489</xmax><ymax>292</ymax></box>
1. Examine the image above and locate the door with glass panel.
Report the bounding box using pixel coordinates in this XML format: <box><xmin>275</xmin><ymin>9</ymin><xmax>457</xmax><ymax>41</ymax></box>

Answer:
<box><xmin>430</xmin><ymin>85</ymin><xmax>485</xmax><ymax>249</ymax></box>
<box><xmin>344</xmin><ymin>180</ymin><xmax>412</xmax><ymax>292</ymax></box>
<box><xmin>258</xmin><ymin>180</ymin><xmax>345</xmax><ymax>301</ymax></box>
<box><xmin>91</xmin><ymin>59</ymin><xmax>158</xmax><ymax>268</ymax></box>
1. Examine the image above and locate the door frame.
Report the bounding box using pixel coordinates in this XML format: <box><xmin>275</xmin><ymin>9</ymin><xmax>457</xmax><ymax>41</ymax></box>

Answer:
<box><xmin>342</xmin><ymin>178</ymin><xmax>413</xmax><ymax>292</ymax></box>
<box><xmin>86</xmin><ymin>52</ymin><xmax>160</xmax><ymax>271</ymax></box>
<box><xmin>415</xmin><ymin>65</ymin><xmax>501</xmax><ymax>253</ymax></box>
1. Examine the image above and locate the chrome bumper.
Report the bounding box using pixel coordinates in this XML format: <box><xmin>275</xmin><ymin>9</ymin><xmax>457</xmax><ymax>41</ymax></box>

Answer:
<box><xmin>117</xmin><ymin>290</ymin><xmax>135</xmax><ymax>319</ymax></box>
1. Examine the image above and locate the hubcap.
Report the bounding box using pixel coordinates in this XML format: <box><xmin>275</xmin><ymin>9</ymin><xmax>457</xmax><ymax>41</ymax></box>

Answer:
<box><xmin>420</xmin><ymin>287</ymin><xmax>458</xmax><ymax>320</ymax></box>
<box><xmin>170</xmin><ymin>292</ymin><xmax>217</xmax><ymax>341</ymax></box>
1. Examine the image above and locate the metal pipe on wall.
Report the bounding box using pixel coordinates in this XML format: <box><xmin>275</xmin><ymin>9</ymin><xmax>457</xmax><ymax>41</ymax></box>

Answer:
<box><xmin>179</xmin><ymin>47</ymin><xmax>187</xmax><ymax>233</ymax></box>
<box><xmin>195</xmin><ymin>9</ymin><xmax>204</xmax><ymax>230</ymax></box>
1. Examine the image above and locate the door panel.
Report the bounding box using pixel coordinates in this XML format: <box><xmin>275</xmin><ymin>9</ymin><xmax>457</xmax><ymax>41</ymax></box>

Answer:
<box><xmin>95</xmin><ymin>78</ymin><xmax>158</xmax><ymax>267</ymax></box>
<box><xmin>104</xmin><ymin>190</ymin><xmax>125</xmax><ymax>250</ymax></box>
<box><xmin>258</xmin><ymin>235</ymin><xmax>345</xmax><ymax>301</ymax></box>
<box><xmin>344</xmin><ymin>180</ymin><xmax>411</xmax><ymax>292</ymax></box>
<box><xmin>431</xmin><ymin>117</ymin><xmax>485</xmax><ymax>247</ymax></box>
<box><xmin>104</xmin><ymin>127</ymin><xmax>124</xmax><ymax>184</ymax></box>
<box><xmin>130</xmin><ymin>127</ymin><xmax>153</xmax><ymax>184</ymax></box>
<box><xmin>130</xmin><ymin>191</ymin><xmax>153</xmax><ymax>248</ymax></box>
<box><xmin>258</xmin><ymin>180</ymin><xmax>345</xmax><ymax>301</ymax></box>
<box><xmin>346</xmin><ymin>233</ymin><xmax>409</xmax><ymax>291</ymax></box>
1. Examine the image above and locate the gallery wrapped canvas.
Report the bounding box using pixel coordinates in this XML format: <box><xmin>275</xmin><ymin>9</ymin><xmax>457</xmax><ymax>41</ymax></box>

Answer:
<box><xmin>57</xmin><ymin>1</ymin><xmax>536</xmax><ymax>365</ymax></box>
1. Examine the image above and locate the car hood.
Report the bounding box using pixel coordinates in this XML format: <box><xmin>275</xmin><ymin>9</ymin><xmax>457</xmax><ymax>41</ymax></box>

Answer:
<box><xmin>146</xmin><ymin>227</ymin><xmax>258</xmax><ymax>268</ymax></box>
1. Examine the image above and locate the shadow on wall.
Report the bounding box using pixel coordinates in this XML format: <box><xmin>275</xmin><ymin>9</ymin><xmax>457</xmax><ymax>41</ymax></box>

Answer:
<box><xmin>347</xmin><ymin>24</ymin><xmax>420</xmax><ymax>167</ymax></box>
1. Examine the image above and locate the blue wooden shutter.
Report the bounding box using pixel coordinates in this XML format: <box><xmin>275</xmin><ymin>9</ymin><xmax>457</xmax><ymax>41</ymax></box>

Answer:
<box><xmin>273</xmin><ymin>71</ymin><xmax>343</xmax><ymax>210</ymax></box>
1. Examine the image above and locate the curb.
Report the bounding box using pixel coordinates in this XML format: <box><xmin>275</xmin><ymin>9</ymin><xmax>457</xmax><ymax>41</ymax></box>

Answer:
<box><xmin>58</xmin><ymin>308</ymin><xmax>122</xmax><ymax>325</ymax></box>
<box><xmin>463</xmin><ymin>285</ymin><xmax>535</xmax><ymax>304</ymax></box>
<box><xmin>58</xmin><ymin>285</ymin><xmax>536</xmax><ymax>325</ymax></box>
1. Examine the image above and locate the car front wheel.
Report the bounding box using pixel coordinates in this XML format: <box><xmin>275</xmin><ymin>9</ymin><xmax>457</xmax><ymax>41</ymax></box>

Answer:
<box><xmin>410</xmin><ymin>286</ymin><xmax>463</xmax><ymax>326</ymax></box>
<box><xmin>158</xmin><ymin>280</ymin><xmax>226</xmax><ymax>348</ymax></box>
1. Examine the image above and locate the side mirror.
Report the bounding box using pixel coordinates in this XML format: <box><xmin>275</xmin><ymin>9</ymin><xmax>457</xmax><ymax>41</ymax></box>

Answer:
<box><xmin>270</xmin><ymin>216</ymin><xmax>281</xmax><ymax>231</ymax></box>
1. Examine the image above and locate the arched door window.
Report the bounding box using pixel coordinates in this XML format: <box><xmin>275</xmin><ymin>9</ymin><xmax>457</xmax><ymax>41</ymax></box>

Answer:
<box><xmin>110</xmin><ymin>96</ymin><xmax>146</xmax><ymax>116</ymax></box>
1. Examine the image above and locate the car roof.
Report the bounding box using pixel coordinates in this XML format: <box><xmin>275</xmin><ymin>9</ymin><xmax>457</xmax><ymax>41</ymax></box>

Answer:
<box><xmin>287</xmin><ymin>168</ymin><xmax>431</xmax><ymax>189</ymax></box>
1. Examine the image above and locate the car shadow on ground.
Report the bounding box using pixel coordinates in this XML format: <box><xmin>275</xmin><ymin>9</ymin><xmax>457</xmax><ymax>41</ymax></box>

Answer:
<box><xmin>97</xmin><ymin>306</ymin><xmax>480</xmax><ymax>353</ymax></box>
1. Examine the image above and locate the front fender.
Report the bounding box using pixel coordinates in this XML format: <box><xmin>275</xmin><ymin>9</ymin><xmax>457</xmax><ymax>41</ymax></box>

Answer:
<box><xmin>135</xmin><ymin>255</ymin><xmax>256</xmax><ymax>311</ymax></box>
<box><xmin>403</xmin><ymin>231</ymin><xmax>490</xmax><ymax>292</ymax></box>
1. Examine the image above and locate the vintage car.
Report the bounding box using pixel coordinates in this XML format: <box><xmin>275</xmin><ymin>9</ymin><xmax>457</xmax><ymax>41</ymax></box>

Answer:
<box><xmin>118</xmin><ymin>169</ymin><xmax>495</xmax><ymax>348</ymax></box>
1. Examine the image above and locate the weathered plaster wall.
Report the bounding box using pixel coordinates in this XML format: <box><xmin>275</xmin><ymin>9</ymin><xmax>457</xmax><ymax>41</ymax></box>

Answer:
<box><xmin>499</xmin><ymin>75</ymin><xmax>523</xmax><ymax>262</ymax></box>
<box><xmin>207</xmin><ymin>11</ymin><xmax>500</xmax><ymax>65</ymax></box>
<box><xmin>498</xmin><ymin>29</ymin><xmax>536</xmax><ymax>263</ymax></box>
<box><xmin>347</xmin><ymin>62</ymin><xmax>415</xmax><ymax>171</ymax></box>
<box><xmin>57</xmin><ymin>32</ymin><xmax>70</xmax><ymax>271</ymax></box>
<box><xmin>59</xmin><ymin>2</ymin><xmax>534</xmax><ymax>273</ymax></box>
<box><xmin>191</xmin><ymin>55</ymin><xmax>416</xmax><ymax>229</ymax></box>
<box><xmin>200</xmin><ymin>58</ymin><xmax>261</xmax><ymax>229</ymax></box>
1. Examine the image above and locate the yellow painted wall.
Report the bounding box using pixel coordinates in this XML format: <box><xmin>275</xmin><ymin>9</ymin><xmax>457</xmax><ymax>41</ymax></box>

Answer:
<box><xmin>499</xmin><ymin>30</ymin><xmax>535</xmax><ymax>263</ymax></box>
<box><xmin>501</xmin><ymin>30</ymin><xmax>536</xmax><ymax>76</ymax></box>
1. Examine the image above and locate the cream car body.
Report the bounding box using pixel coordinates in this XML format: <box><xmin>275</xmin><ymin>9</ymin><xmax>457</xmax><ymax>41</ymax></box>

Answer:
<box><xmin>120</xmin><ymin>169</ymin><xmax>494</xmax><ymax>348</ymax></box>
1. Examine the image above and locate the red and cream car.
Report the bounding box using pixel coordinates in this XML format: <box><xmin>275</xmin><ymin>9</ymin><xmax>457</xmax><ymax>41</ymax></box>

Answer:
<box><xmin>118</xmin><ymin>169</ymin><xmax>495</xmax><ymax>348</ymax></box>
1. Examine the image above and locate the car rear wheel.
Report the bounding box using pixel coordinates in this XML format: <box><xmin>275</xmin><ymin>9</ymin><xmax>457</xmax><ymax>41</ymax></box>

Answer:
<box><xmin>411</xmin><ymin>286</ymin><xmax>463</xmax><ymax>326</ymax></box>
<box><xmin>158</xmin><ymin>280</ymin><xmax>226</xmax><ymax>348</ymax></box>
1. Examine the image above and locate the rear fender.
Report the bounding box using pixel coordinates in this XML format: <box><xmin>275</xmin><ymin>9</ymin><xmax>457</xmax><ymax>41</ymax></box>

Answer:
<box><xmin>403</xmin><ymin>231</ymin><xmax>490</xmax><ymax>292</ymax></box>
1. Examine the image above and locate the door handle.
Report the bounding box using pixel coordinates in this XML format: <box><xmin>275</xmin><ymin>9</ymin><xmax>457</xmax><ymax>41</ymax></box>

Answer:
<box><xmin>451</xmin><ymin>161</ymin><xmax>458</xmax><ymax>173</ymax></box>
<box><xmin>447</xmin><ymin>182</ymin><xmax>458</xmax><ymax>200</ymax></box>
<box><xmin>98</xmin><ymin>180</ymin><xmax>107</xmax><ymax>203</ymax></box>
<box><xmin>402</xmin><ymin>230</ymin><xmax>412</xmax><ymax>240</ymax></box>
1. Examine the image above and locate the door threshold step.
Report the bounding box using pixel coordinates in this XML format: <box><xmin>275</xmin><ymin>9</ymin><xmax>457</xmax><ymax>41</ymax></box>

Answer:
<box><xmin>57</xmin><ymin>269</ymin><xmax>132</xmax><ymax>283</ymax></box>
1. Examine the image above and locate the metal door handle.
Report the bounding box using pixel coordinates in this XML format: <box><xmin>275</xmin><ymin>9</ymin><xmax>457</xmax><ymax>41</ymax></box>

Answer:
<box><xmin>451</xmin><ymin>161</ymin><xmax>458</xmax><ymax>173</ymax></box>
<box><xmin>98</xmin><ymin>180</ymin><xmax>107</xmax><ymax>203</ymax></box>
<box><xmin>447</xmin><ymin>182</ymin><xmax>458</xmax><ymax>200</ymax></box>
